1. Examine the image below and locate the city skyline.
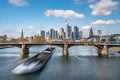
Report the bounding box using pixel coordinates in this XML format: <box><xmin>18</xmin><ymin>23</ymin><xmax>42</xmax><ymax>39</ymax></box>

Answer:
<box><xmin>0</xmin><ymin>0</ymin><xmax>120</xmax><ymax>38</ymax></box>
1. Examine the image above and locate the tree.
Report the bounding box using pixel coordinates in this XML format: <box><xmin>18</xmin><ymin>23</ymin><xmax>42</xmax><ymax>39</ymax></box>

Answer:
<box><xmin>109</xmin><ymin>36</ymin><xmax>116</xmax><ymax>42</ymax></box>
<box><xmin>31</xmin><ymin>35</ymin><xmax>45</xmax><ymax>43</ymax></box>
<box><xmin>18</xmin><ymin>38</ymin><xmax>24</xmax><ymax>42</ymax></box>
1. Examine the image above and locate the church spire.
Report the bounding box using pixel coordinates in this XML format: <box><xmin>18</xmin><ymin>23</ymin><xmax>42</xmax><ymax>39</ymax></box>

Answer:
<box><xmin>89</xmin><ymin>27</ymin><xmax>93</xmax><ymax>38</ymax></box>
<box><xmin>21</xmin><ymin>29</ymin><xmax>24</xmax><ymax>42</ymax></box>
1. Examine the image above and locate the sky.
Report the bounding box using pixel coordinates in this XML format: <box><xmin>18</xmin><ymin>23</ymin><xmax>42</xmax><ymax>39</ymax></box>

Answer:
<box><xmin>0</xmin><ymin>0</ymin><xmax>120</xmax><ymax>38</ymax></box>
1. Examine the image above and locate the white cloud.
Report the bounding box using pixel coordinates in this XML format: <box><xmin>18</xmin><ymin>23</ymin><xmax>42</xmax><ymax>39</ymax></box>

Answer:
<box><xmin>27</xmin><ymin>26</ymin><xmax>35</xmax><ymax>30</ymax></box>
<box><xmin>44</xmin><ymin>10</ymin><xmax>85</xmax><ymax>19</ymax></box>
<box><xmin>8</xmin><ymin>0</ymin><xmax>29</xmax><ymax>6</ymax></box>
<box><xmin>91</xmin><ymin>20</ymin><xmax>120</xmax><ymax>26</ymax></box>
<box><xmin>81</xmin><ymin>26</ymin><xmax>91</xmax><ymax>30</ymax></box>
<box><xmin>89</xmin><ymin>0</ymin><xmax>118</xmax><ymax>16</ymax></box>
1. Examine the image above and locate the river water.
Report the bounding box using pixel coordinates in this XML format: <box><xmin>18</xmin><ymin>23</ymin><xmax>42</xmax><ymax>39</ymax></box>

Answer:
<box><xmin>0</xmin><ymin>46</ymin><xmax>120</xmax><ymax>80</ymax></box>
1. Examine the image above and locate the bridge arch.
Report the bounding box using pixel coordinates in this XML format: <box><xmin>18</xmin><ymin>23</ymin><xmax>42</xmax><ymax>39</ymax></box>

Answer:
<box><xmin>68</xmin><ymin>45</ymin><xmax>98</xmax><ymax>56</ymax></box>
<box><xmin>108</xmin><ymin>47</ymin><xmax>120</xmax><ymax>54</ymax></box>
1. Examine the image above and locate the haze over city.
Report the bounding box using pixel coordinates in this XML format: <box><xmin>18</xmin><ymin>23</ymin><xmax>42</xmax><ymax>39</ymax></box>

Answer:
<box><xmin>0</xmin><ymin>0</ymin><xmax>120</xmax><ymax>38</ymax></box>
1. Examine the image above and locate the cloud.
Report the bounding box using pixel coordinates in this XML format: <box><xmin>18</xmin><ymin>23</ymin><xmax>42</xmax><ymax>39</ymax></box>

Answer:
<box><xmin>44</xmin><ymin>10</ymin><xmax>85</xmax><ymax>19</ymax></box>
<box><xmin>89</xmin><ymin>0</ymin><xmax>118</xmax><ymax>16</ymax></box>
<box><xmin>8</xmin><ymin>0</ymin><xmax>29</xmax><ymax>6</ymax></box>
<box><xmin>81</xmin><ymin>26</ymin><xmax>91</xmax><ymax>30</ymax></box>
<box><xmin>27</xmin><ymin>26</ymin><xmax>35</xmax><ymax>30</ymax></box>
<box><xmin>91</xmin><ymin>20</ymin><xmax>120</xmax><ymax>26</ymax></box>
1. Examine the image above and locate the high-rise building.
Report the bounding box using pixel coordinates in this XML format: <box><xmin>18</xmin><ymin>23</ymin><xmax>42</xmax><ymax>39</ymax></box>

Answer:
<box><xmin>71</xmin><ymin>32</ymin><xmax>74</xmax><ymax>39</ymax></box>
<box><xmin>89</xmin><ymin>27</ymin><xmax>93</xmax><ymax>38</ymax></box>
<box><xmin>73</xmin><ymin>26</ymin><xmax>79</xmax><ymax>40</ymax></box>
<box><xmin>46</xmin><ymin>31</ymin><xmax>50</xmax><ymax>40</ymax></box>
<box><xmin>59</xmin><ymin>28</ymin><xmax>65</xmax><ymax>40</ymax></box>
<box><xmin>97</xmin><ymin>30</ymin><xmax>102</xmax><ymax>37</ymax></box>
<box><xmin>40</xmin><ymin>30</ymin><xmax>45</xmax><ymax>39</ymax></box>
<box><xmin>65</xmin><ymin>20</ymin><xmax>72</xmax><ymax>39</ymax></box>
<box><xmin>50</xmin><ymin>29</ymin><xmax>55</xmax><ymax>40</ymax></box>
<box><xmin>59</xmin><ymin>28</ymin><xmax>64</xmax><ymax>36</ymax></box>
<box><xmin>79</xmin><ymin>31</ymin><xmax>83</xmax><ymax>39</ymax></box>
<box><xmin>54</xmin><ymin>30</ymin><xmax>58</xmax><ymax>40</ymax></box>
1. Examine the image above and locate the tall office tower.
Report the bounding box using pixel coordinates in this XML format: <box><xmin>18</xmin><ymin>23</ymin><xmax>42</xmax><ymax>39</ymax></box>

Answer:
<box><xmin>50</xmin><ymin>29</ymin><xmax>55</xmax><ymax>40</ymax></box>
<box><xmin>71</xmin><ymin>32</ymin><xmax>74</xmax><ymax>39</ymax></box>
<box><xmin>59</xmin><ymin>28</ymin><xmax>64</xmax><ymax>35</ymax></box>
<box><xmin>89</xmin><ymin>27</ymin><xmax>93</xmax><ymax>38</ymax></box>
<box><xmin>63</xmin><ymin>32</ymin><xmax>66</xmax><ymax>40</ymax></box>
<box><xmin>59</xmin><ymin>28</ymin><xmax>65</xmax><ymax>40</ymax></box>
<box><xmin>40</xmin><ymin>30</ymin><xmax>45</xmax><ymax>39</ymax></box>
<box><xmin>79</xmin><ymin>31</ymin><xmax>83</xmax><ymax>39</ymax></box>
<box><xmin>46</xmin><ymin>31</ymin><xmax>50</xmax><ymax>40</ymax></box>
<box><xmin>65</xmin><ymin>20</ymin><xmax>72</xmax><ymax>39</ymax></box>
<box><xmin>97</xmin><ymin>30</ymin><xmax>102</xmax><ymax>37</ymax></box>
<box><xmin>54</xmin><ymin>30</ymin><xmax>58</xmax><ymax>40</ymax></box>
<box><xmin>74</xmin><ymin>26</ymin><xmax>79</xmax><ymax>40</ymax></box>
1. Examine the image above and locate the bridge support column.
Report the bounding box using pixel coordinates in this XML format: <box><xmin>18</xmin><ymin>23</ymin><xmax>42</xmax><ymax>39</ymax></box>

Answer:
<box><xmin>98</xmin><ymin>48</ymin><xmax>102</xmax><ymax>57</ymax></box>
<box><xmin>98</xmin><ymin>43</ymin><xmax>108</xmax><ymax>57</ymax></box>
<box><xmin>21</xmin><ymin>43</ymin><xmax>29</xmax><ymax>59</ymax></box>
<box><xmin>63</xmin><ymin>44</ymin><xmax>68</xmax><ymax>56</ymax></box>
<box><xmin>101</xmin><ymin>44</ymin><xmax>108</xmax><ymax>57</ymax></box>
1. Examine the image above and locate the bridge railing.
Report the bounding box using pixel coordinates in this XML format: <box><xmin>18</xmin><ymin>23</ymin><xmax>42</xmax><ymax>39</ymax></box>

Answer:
<box><xmin>100</xmin><ymin>41</ymin><xmax>120</xmax><ymax>44</ymax></box>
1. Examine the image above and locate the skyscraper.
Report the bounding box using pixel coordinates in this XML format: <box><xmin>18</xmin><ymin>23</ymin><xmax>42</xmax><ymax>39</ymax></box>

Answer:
<box><xmin>65</xmin><ymin>20</ymin><xmax>72</xmax><ymax>39</ymax></box>
<box><xmin>79</xmin><ymin>31</ymin><xmax>83</xmax><ymax>39</ymax></box>
<box><xmin>40</xmin><ymin>30</ymin><xmax>45</xmax><ymax>39</ymax></box>
<box><xmin>50</xmin><ymin>29</ymin><xmax>54</xmax><ymax>39</ymax></box>
<box><xmin>46</xmin><ymin>31</ymin><xmax>50</xmax><ymax>40</ymax></box>
<box><xmin>97</xmin><ymin>30</ymin><xmax>102</xmax><ymax>37</ymax></box>
<box><xmin>59</xmin><ymin>28</ymin><xmax>65</xmax><ymax>40</ymax></box>
<box><xmin>89</xmin><ymin>27</ymin><xmax>93</xmax><ymax>38</ymax></box>
<box><xmin>74</xmin><ymin>26</ymin><xmax>79</xmax><ymax>40</ymax></box>
<box><xmin>54</xmin><ymin>30</ymin><xmax>58</xmax><ymax>40</ymax></box>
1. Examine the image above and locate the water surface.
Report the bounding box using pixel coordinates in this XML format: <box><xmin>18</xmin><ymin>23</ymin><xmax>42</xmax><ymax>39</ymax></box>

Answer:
<box><xmin>0</xmin><ymin>46</ymin><xmax>120</xmax><ymax>80</ymax></box>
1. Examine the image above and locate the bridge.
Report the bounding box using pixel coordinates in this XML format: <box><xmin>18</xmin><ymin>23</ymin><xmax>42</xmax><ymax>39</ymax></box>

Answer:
<box><xmin>0</xmin><ymin>41</ymin><xmax>120</xmax><ymax>58</ymax></box>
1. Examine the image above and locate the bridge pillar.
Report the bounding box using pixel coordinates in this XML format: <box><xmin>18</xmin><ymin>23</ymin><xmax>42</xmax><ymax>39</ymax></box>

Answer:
<box><xmin>63</xmin><ymin>44</ymin><xmax>68</xmax><ymax>56</ymax></box>
<box><xmin>21</xmin><ymin>43</ymin><xmax>29</xmax><ymax>59</ymax></box>
<box><xmin>98</xmin><ymin>48</ymin><xmax>102</xmax><ymax>57</ymax></box>
<box><xmin>101</xmin><ymin>44</ymin><xmax>108</xmax><ymax>57</ymax></box>
<box><xmin>98</xmin><ymin>43</ymin><xmax>108</xmax><ymax>57</ymax></box>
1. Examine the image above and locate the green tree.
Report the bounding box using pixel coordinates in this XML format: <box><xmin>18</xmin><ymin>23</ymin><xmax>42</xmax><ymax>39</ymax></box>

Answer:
<box><xmin>31</xmin><ymin>35</ymin><xmax>44</xmax><ymax>43</ymax></box>
<box><xmin>18</xmin><ymin>38</ymin><xmax>24</xmax><ymax>42</ymax></box>
<box><xmin>109</xmin><ymin>36</ymin><xmax>116</xmax><ymax>41</ymax></box>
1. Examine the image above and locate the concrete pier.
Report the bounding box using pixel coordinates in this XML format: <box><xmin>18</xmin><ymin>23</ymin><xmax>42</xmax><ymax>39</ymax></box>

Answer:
<box><xmin>101</xmin><ymin>44</ymin><xmax>108</xmax><ymax>57</ymax></box>
<box><xmin>97</xmin><ymin>43</ymin><xmax>108</xmax><ymax>57</ymax></box>
<box><xmin>98</xmin><ymin>48</ymin><xmax>103</xmax><ymax>57</ymax></box>
<box><xmin>63</xmin><ymin>44</ymin><xmax>68</xmax><ymax>56</ymax></box>
<box><xmin>21</xmin><ymin>43</ymin><xmax>29</xmax><ymax>59</ymax></box>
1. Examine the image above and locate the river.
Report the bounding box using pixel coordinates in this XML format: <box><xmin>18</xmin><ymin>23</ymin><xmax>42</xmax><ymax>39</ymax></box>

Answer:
<box><xmin>0</xmin><ymin>46</ymin><xmax>120</xmax><ymax>80</ymax></box>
